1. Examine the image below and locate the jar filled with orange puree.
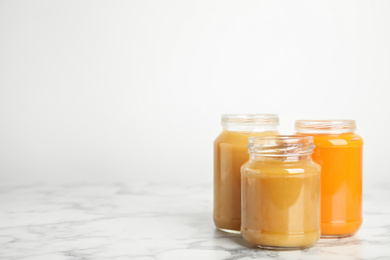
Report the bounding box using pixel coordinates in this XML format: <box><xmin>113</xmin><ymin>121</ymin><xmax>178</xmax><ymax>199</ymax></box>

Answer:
<box><xmin>296</xmin><ymin>120</ymin><xmax>363</xmax><ymax>238</ymax></box>
<box><xmin>214</xmin><ymin>114</ymin><xmax>279</xmax><ymax>233</ymax></box>
<box><xmin>241</xmin><ymin>135</ymin><xmax>320</xmax><ymax>249</ymax></box>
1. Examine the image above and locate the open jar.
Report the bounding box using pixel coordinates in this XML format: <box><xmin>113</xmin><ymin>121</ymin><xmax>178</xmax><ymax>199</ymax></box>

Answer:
<box><xmin>296</xmin><ymin>120</ymin><xmax>363</xmax><ymax>237</ymax></box>
<box><xmin>241</xmin><ymin>135</ymin><xmax>320</xmax><ymax>249</ymax></box>
<box><xmin>214</xmin><ymin>114</ymin><xmax>279</xmax><ymax>233</ymax></box>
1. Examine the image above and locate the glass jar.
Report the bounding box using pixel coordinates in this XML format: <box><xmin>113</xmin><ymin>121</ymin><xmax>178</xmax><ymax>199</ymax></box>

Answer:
<box><xmin>214</xmin><ymin>114</ymin><xmax>279</xmax><ymax>233</ymax></box>
<box><xmin>241</xmin><ymin>135</ymin><xmax>320</xmax><ymax>249</ymax></box>
<box><xmin>295</xmin><ymin>120</ymin><xmax>363</xmax><ymax>238</ymax></box>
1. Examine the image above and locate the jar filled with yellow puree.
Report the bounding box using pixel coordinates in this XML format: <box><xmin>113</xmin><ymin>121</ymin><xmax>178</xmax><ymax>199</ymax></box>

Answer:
<box><xmin>241</xmin><ymin>135</ymin><xmax>320</xmax><ymax>249</ymax></box>
<box><xmin>214</xmin><ymin>114</ymin><xmax>279</xmax><ymax>233</ymax></box>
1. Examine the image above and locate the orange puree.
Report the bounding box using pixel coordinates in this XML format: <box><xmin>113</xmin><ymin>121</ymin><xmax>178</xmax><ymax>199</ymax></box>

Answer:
<box><xmin>214</xmin><ymin>130</ymin><xmax>277</xmax><ymax>232</ymax></box>
<box><xmin>300</xmin><ymin>132</ymin><xmax>363</xmax><ymax>237</ymax></box>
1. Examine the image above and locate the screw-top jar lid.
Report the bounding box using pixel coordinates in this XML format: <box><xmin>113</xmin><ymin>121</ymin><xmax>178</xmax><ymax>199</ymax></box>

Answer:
<box><xmin>295</xmin><ymin>120</ymin><xmax>356</xmax><ymax>134</ymax></box>
<box><xmin>247</xmin><ymin>135</ymin><xmax>315</xmax><ymax>156</ymax></box>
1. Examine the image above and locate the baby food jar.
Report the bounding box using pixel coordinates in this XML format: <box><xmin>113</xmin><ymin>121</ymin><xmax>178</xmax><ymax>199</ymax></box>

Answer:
<box><xmin>296</xmin><ymin>120</ymin><xmax>363</xmax><ymax>238</ymax></box>
<box><xmin>214</xmin><ymin>114</ymin><xmax>279</xmax><ymax>233</ymax></box>
<box><xmin>241</xmin><ymin>135</ymin><xmax>320</xmax><ymax>249</ymax></box>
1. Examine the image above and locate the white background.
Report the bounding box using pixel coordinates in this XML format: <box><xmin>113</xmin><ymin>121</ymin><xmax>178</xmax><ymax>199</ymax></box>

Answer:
<box><xmin>0</xmin><ymin>0</ymin><xmax>389</xmax><ymax>189</ymax></box>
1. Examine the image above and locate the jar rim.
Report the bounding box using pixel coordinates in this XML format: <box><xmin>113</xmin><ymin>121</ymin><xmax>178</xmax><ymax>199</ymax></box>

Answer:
<box><xmin>249</xmin><ymin>135</ymin><xmax>313</xmax><ymax>142</ymax></box>
<box><xmin>295</xmin><ymin>120</ymin><xmax>356</xmax><ymax>134</ymax></box>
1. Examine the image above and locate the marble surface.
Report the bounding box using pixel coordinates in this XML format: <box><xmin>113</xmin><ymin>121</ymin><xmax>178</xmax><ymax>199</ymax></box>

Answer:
<box><xmin>0</xmin><ymin>182</ymin><xmax>389</xmax><ymax>260</ymax></box>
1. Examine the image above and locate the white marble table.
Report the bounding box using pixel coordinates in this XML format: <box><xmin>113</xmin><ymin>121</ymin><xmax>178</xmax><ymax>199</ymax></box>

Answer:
<box><xmin>0</xmin><ymin>182</ymin><xmax>389</xmax><ymax>260</ymax></box>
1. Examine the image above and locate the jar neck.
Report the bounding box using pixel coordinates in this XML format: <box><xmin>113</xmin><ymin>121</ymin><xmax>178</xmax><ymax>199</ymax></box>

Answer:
<box><xmin>249</xmin><ymin>154</ymin><xmax>312</xmax><ymax>162</ymax></box>
<box><xmin>247</xmin><ymin>135</ymin><xmax>315</xmax><ymax>160</ymax></box>
<box><xmin>295</xmin><ymin>120</ymin><xmax>356</xmax><ymax>134</ymax></box>
<box><xmin>221</xmin><ymin>114</ymin><xmax>279</xmax><ymax>132</ymax></box>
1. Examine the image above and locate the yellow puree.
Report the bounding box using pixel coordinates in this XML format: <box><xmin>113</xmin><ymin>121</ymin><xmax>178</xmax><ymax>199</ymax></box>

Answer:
<box><xmin>241</xmin><ymin>158</ymin><xmax>320</xmax><ymax>248</ymax></box>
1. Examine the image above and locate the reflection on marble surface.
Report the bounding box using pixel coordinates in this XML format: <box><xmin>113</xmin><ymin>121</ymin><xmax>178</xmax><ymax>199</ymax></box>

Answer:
<box><xmin>0</xmin><ymin>183</ymin><xmax>389</xmax><ymax>260</ymax></box>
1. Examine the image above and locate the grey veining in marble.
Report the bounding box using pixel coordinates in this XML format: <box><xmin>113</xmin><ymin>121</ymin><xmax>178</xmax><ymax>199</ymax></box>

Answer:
<box><xmin>0</xmin><ymin>182</ymin><xmax>389</xmax><ymax>260</ymax></box>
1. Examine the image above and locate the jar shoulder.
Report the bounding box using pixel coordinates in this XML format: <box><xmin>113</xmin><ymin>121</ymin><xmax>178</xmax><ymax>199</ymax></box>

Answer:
<box><xmin>215</xmin><ymin>130</ymin><xmax>279</xmax><ymax>145</ymax></box>
<box><xmin>298</xmin><ymin>132</ymin><xmax>363</xmax><ymax>147</ymax></box>
<box><xmin>242</xmin><ymin>160</ymin><xmax>320</xmax><ymax>176</ymax></box>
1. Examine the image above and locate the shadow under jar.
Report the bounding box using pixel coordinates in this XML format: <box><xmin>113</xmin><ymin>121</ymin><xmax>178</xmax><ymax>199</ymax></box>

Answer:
<box><xmin>241</xmin><ymin>135</ymin><xmax>320</xmax><ymax>250</ymax></box>
<box><xmin>296</xmin><ymin>120</ymin><xmax>363</xmax><ymax>238</ymax></box>
<box><xmin>214</xmin><ymin>114</ymin><xmax>279</xmax><ymax>233</ymax></box>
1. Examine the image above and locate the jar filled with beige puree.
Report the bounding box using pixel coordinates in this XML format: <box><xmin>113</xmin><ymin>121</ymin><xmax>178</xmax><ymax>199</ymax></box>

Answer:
<box><xmin>214</xmin><ymin>114</ymin><xmax>279</xmax><ymax>233</ymax></box>
<box><xmin>241</xmin><ymin>135</ymin><xmax>320</xmax><ymax>249</ymax></box>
